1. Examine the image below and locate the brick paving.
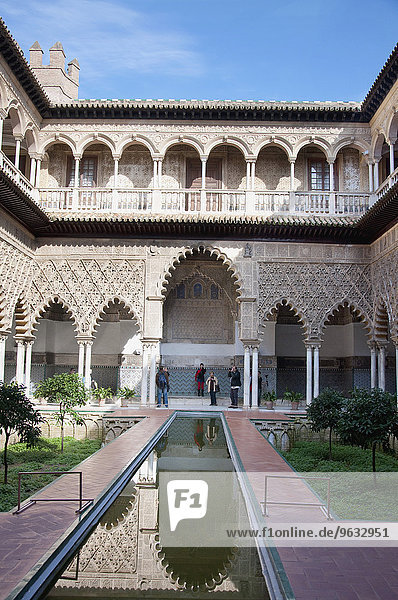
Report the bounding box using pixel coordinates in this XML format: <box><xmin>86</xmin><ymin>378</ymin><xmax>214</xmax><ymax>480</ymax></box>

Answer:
<box><xmin>1</xmin><ymin>406</ymin><xmax>397</xmax><ymax>600</ymax></box>
<box><xmin>225</xmin><ymin>410</ymin><xmax>398</xmax><ymax>600</ymax></box>
<box><xmin>0</xmin><ymin>409</ymin><xmax>170</xmax><ymax>600</ymax></box>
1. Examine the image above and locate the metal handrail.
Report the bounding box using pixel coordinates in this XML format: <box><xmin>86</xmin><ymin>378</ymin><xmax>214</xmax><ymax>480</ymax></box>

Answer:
<box><xmin>262</xmin><ymin>474</ymin><xmax>332</xmax><ymax>520</ymax></box>
<box><xmin>13</xmin><ymin>471</ymin><xmax>93</xmax><ymax>515</ymax></box>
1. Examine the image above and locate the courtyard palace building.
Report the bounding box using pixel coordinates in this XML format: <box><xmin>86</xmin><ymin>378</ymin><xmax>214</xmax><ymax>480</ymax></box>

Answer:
<box><xmin>0</xmin><ymin>18</ymin><xmax>397</xmax><ymax>406</ymax></box>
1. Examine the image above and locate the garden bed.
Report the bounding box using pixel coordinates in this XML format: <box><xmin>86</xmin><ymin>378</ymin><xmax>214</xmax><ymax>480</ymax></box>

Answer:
<box><xmin>281</xmin><ymin>441</ymin><xmax>398</xmax><ymax>520</ymax></box>
<box><xmin>0</xmin><ymin>437</ymin><xmax>101</xmax><ymax>512</ymax></box>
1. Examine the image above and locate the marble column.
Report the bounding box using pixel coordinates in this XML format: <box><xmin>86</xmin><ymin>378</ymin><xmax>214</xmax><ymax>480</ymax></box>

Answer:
<box><xmin>374</xmin><ymin>160</ymin><xmax>380</xmax><ymax>190</ymax></box>
<box><xmin>378</xmin><ymin>345</ymin><xmax>386</xmax><ymax>391</ymax></box>
<box><xmin>0</xmin><ymin>118</ymin><xmax>3</xmax><ymax>152</ymax></box>
<box><xmin>368</xmin><ymin>162</ymin><xmax>374</xmax><ymax>193</ymax></box>
<box><xmin>29</xmin><ymin>157</ymin><xmax>36</xmax><ymax>185</ymax></box>
<box><xmin>252</xmin><ymin>346</ymin><xmax>259</xmax><ymax>408</ymax></box>
<box><xmin>0</xmin><ymin>334</ymin><xmax>7</xmax><ymax>382</ymax></box>
<box><xmin>141</xmin><ymin>344</ymin><xmax>149</xmax><ymax>405</ymax></box>
<box><xmin>149</xmin><ymin>345</ymin><xmax>157</xmax><ymax>406</ymax></box>
<box><xmin>35</xmin><ymin>157</ymin><xmax>42</xmax><ymax>187</ymax></box>
<box><xmin>313</xmin><ymin>344</ymin><xmax>320</xmax><ymax>399</ymax></box>
<box><xmin>24</xmin><ymin>341</ymin><xmax>33</xmax><ymax>396</ymax></box>
<box><xmin>246</xmin><ymin>161</ymin><xmax>251</xmax><ymax>189</ymax></box>
<box><xmin>289</xmin><ymin>159</ymin><xmax>295</xmax><ymax>191</ymax></box>
<box><xmin>78</xmin><ymin>341</ymin><xmax>85</xmax><ymax>379</ymax></box>
<box><xmin>84</xmin><ymin>341</ymin><xmax>92</xmax><ymax>390</ymax></box>
<box><xmin>16</xmin><ymin>339</ymin><xmax>25</xmax><ymax>385</ymax></box>
<box><xmin>243</xmin><ymin>345</ymin><xmax>251</xmax><ymax>407</ymax></box>
<box><xmin>370</xmin><ymin>343</ymin><xmax>377</xmax><ymax>389</ymax></box>
<box><xmin>329</xmin><ymin>161</ymin><xmax>335</xmax><ymax>192</ymax></box>
<box><xmin>14</xmin><ymin>138</ymin><xmax>21</xmax><ymax>170</ymax></box>
<box><xmin>389</xmin><ymin>141</ymin><xmax>395</xmax><ymax>175</ymax></box>
<box><xmin>250</xmin><ymin>161</ymin><xmax>256</xmax><ymax>190</ymax></box>
<box><xmin>306</xmin><ymin>344</ymin><xmax>313</xmax><ymax>405</ymax></box>
<box><xmin>395</xmin><ymin>344</ymin><xmax>398</xmax><ymax>400</ymax></box>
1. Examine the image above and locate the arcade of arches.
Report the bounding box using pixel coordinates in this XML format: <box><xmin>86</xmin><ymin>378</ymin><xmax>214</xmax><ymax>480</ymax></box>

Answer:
<box><xmin>0</xmin><ymin>229</ymin><xmax>397</xmax><ymax>406</ymax></box>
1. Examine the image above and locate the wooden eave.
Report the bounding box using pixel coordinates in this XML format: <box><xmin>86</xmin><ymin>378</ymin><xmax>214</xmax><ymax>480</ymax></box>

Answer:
<box><xmin>45</xmin><ymin>102</ymin><xmax>365</xmax><ymax>123</ymax></box>
<box><xmin>31</xmin><ymin>214</ymin><xmax>366</xmax><ymax>244</ymax></box>
<box><xmin>362</xmin><ymin>43</ymin><xmax>398</xmax><ymax>120</ymax></box>
<box><xmin>356</xmin><ymin>183</ymin><xmax>398</xmax><ymax>242</ymax></box>
<box><xmin>0</xmin><ymin>170</ymin><xmax>50</xmax><ymax>231</ymax></box>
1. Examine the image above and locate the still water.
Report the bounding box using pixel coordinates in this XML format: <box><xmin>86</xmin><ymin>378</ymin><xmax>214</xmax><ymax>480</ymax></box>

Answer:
<box><xmin>45</xmin><ymin>416</ymin><xmax>269</xmax><ymax>599</ymax></box>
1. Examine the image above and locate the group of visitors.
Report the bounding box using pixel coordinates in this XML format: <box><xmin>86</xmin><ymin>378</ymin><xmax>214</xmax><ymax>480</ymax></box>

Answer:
<box><xmin>156</xmin><ymin>362</ymin><xmax>264</xmax><ymax>408</ymax></box>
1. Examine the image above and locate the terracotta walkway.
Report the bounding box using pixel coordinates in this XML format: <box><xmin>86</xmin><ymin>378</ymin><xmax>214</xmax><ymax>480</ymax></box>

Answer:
<box><xmin>1</xmin><ymin>407</ymin><xmax>398</xmax><ymax>600</ymax></box>
<box><xmin>0</xmin><ymin>409</ymin><xmax>171</xmax><ymax>600</ymax></box>
<box><xmin>225</xmin><ymin>411</ymin><xmax>398</xmax><ymax>600</ymax></box>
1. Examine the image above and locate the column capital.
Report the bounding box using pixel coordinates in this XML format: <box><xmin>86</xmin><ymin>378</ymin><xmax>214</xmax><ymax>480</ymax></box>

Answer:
<box><xmin>288</xmin><ymin>157</ymin><xmax>296</xmax><ymax>164</ymax></box>
<box><xmin>199</xmin><ymin>155</ymin><xmax>207</xmax><ymax>162</ymax></box>
<box><xmin>73</xmin><ymin>154</ymin><xmax>82</xmax><ymax>161</ymax></box>
<box><xmin>245</xmin><ymin>157</ymin><xmax>256</xmax><ymax>164</ymax></box>
<box><xmin>76</xmin><ymin>336</ymin><xmax>94</xmax><ymax>345</ymax></box>
<box><xmin>112</xmin><ymin>154</ymin><xmax>121</xmax><ymax>161</ymax></box>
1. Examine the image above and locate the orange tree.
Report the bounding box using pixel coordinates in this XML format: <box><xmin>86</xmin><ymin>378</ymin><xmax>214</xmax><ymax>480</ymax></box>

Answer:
<box><xmin>0</xmin><ymin>382</ymin><xmax>43</xmax><ymax>483</ymax></box>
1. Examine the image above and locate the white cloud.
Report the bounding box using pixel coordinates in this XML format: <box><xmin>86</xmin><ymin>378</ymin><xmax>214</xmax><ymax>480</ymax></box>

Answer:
<box><xmin>2</xmin><ymin>0</ymin><xmax>204</xmax><ymax>81</ymax></box>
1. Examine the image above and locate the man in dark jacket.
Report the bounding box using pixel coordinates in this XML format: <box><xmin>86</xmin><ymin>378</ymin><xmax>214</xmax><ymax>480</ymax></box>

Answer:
<box><xmin>228</xmin><ymin>365</ymin><xmax>241</xmax><ymax>408</ymax></box>
<box><xmin>156</xmin><ymin>366</ymin><xmax>169</xmax><ymax>407</ymax></box>
<box><xmin>195</xmin><ymin>363</ymin><xmax>206</xmax><ymax>397</ymax></box>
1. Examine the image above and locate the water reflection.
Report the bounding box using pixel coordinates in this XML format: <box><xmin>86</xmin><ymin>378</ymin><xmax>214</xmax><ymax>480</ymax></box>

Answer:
<box><xmin>45</xmin><ymin>417</ymin><xmax>268</xmax><ymax>599</ymax></box>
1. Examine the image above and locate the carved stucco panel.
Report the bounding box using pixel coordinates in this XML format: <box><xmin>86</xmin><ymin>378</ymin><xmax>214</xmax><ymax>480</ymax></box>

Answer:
<box><xmin>371</xmin><ymin>246</ymin><xmax>398</xmax><ymax>340</ymax></box>
<box><xmin>27</xmin><ymin>258</ymin><xmax>145</xmax><ymax>335</ymax></box>
<box><xmin>258</xmin><ymin>261</ymin><xmax>373</xmax><ymax>340</ymax></box>
<box><xmin>0</xmin><ymin>240</ymin><xmax>33</xmax><ymax>331</ymax></box>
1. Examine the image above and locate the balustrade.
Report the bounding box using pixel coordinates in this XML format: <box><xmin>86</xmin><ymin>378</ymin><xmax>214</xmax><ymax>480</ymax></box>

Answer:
<box><xmin>0</xmin><ymin>149</ymin><xmax>390</xmax><ymax>218</ymax></box>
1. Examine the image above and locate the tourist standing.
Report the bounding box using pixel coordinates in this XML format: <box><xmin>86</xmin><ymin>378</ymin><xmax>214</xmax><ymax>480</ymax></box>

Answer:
<box><xmin>195</xmin><ymin>363</ymin><xmax>206</xmax><ymax>397</ymax></box>
<box><xmin>206</xmin><ymin>371</ymin><xmax>219</xmax><ymax>406</ymax></box>
<box><xmin>228</xmin><ymin>365</ymin><xmax>241</xmax><ymax>408</ymax></box>
<box><xmin>156</xmin><ymin>366</ymin><xmax>169</xmax><ymax>408</ymax></box>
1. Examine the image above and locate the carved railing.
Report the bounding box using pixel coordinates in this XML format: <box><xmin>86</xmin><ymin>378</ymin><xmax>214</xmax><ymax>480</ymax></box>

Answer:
<box><xmin>375</xmin><ymin>165</ymin><xmax>398</xmax><ymax>201</ymax></box>
<box><xmin>0</xmin><ymin>150</ymin><xmax>37</xmax><ymax>201</ymax></box>
<box><xmin>38</xmin><ymin>187</ymin><xmax>373</xmax><ymax>216</ymax></box>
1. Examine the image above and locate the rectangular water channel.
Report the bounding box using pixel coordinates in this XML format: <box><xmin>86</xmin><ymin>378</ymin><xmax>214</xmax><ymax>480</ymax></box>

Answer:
<box><xmin>41</xmin><ymin>414</ymin><xmax>275</xmax><ymax>599</ymax></box>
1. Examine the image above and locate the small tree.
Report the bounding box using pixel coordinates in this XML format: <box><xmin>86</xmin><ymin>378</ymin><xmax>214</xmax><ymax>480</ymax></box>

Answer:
<box><xmin>0</xmin><ymin>383</ymin><xmax>43</xmax><ymax>483</ymax></box>
<box><xmin>337</xmin><ymin>388</ymin><xmax>398</xmax><ymax>472</ymax></box>
<box><xmin>34</xmin><ymin>373</ymin><xmax>87</xmax><ymax>452</ymax></box>
<box><xmin>306</xmin><ymin>388</ymin><xmax>345</xmax><ymax>459</ymax></box>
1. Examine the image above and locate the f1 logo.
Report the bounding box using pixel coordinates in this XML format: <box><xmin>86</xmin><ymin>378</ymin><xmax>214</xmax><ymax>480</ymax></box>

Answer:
<box><xmin>167</xmin><ymin>480</ymin><xmax>208</xmax><ymax>531</ymax></box>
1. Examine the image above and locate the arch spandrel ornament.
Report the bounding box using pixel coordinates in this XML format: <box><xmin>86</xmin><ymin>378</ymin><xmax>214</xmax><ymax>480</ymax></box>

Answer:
<box><xmin>258</xmin><ymin>261</ymin><xmax>373</xmax><ymax>341</ymax></box>
<box><xmin>0</xmin><ymin>240</ymin><xmax>34</xmax><ymax>332</ymax></box>
<box><xmin>371</xmin><ymin>245</ymin><xmax>398</xmax><ymax>341</ymax></box>
<box><xmin>26</xmin><ymin>258</ymin><xmax>145</xmax><ymax>337</ymax></box>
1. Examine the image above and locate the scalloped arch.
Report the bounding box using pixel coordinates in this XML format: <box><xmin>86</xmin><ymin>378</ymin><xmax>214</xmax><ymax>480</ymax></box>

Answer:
<box><xmin>159</xmin><ymin>246</ymin><xmax>243</xmax><ymax>298</ymax></box>
<box><xmin>152</xmin><ymin>534</ymin><xmax>236</xmax><ymax>592</ymax></box>
<box><xmin>319</xmin><ymin>300</ymin><xmax>372</xmax><ymax>339</ymax></box>
<box><xmin>30</xmin><ymin>296</ymin><xmax>78</xmax><ymax>336</ymax></box>
<box><xmin>160</xmin><ymin>136</ymin><xmax>204</xmax><ymax>157</ymax></box>
<box><xmin>254</xmin><ymin>137</ymin><xmax>293</xmax><ymax>159</ymax></box>
<box><xmin>373</xmin><ymin>299</ymin><xmax>391</xmax><ymax>342</ymax></box>
<box><xmin>258</xmin><ymin>298</ymin><xmax>309</xmax><ymax>339</ymax></box>
<box><xmin>92</xmin><ymin>295</ymin><xmax>142</xmax><ymax>334</ymax></box>
<box><xmin>205</xmin><ymin>136</ymin><xmax>250</xmax><ymax>158</ymax></box>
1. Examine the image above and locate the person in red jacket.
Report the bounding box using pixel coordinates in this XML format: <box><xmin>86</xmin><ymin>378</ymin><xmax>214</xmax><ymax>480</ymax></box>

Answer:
<box><xmin>195</xmin><ymin>363</ymin><xmax>206</xmax><ymax>397</ymax></box>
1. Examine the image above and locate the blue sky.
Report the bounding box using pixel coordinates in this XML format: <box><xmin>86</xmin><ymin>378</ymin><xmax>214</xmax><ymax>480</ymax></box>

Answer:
<box><xmin>2</xmin><ymin>0</ymin><xmax>398</xmax><ymax>102</ymax></box>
